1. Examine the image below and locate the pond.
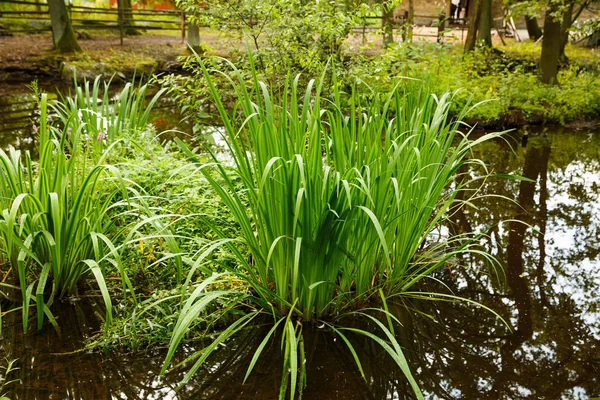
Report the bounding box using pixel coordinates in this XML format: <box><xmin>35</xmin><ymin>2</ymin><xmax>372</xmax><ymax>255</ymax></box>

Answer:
<box><xmin>0</xmin><ymin>83</ymin><xmax>599</xmax><ymax>399</ymax></box>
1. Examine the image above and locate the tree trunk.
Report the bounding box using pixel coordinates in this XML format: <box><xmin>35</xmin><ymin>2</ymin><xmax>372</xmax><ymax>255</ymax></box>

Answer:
<box><xmin>477</xmin><ymin>0</ymin><xmax>492</xmax><ymax>47</ymax></box>
<box><xmin>118</xmin><ymin>0</ymin><xmax>139</xmax><ymax>35</ymax></box>
<box><xmin>559</xmin><ymin>4</ymin><xmax>574</xmax><ymax>63</ymax></box>
<box><xmin>188</xmin><ymin>21</ymin><xmax>200</xmax><ymax>52</ymax></box>
<box><xmin>464</xmin><ymin>0</ymin><xmax>481</xmax><ymax>52</ymax></box>
<box><xmin>540</xmin><ymin>4</ymin><xmax>562</xmax><ymax>84</ymax></box>
<box><xmin>407</xmin><ymin>0</ymin><xmax>414</xmax><ymax>42</ymax></box>
<box><xmin>524</xmin><ymin>16</ymin><xmax>542</xmax><ymax>41</ymax></box>
<box><xmin>382</xmin><ymin>0</ymin><xmax>395</xmax><ymax>48</ymax></box>
<box><xmin>47</xmin><ymin>0</ymin><xmax>81</xmax><ymax>52</ymax></box>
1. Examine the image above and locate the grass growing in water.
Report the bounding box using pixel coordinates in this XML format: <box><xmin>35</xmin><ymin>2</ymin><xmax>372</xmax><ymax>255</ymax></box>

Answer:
<box><xmin>0</xmin><ymin>358</ymin><xmax>18</xmax><ymax>399</ymax></box>
<box><xmin>52</xmin><ymin>75</ymin><xmax>166</xmax><ymax>145</ymax></box>
<box><xmin>162</xmin><ymin>56</ymin><xmax>505</xmax><ymax>399</ymax></box>
<box><xmin>0</xmin><ymin>82</ymin><xmax>179</xmax><ymax>333</ymax></box>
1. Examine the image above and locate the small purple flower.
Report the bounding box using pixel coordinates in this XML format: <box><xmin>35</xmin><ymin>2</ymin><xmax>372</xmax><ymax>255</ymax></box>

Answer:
<box><xmin>67</xmin><ymin>128</ymin><xmax>72</xmax><ymax>138</ymax></box>
<box><xmin>32</xmin><ymin>124</ymin><xmax>38</xmax><ymax>133</ymax></box>
<box><xmin>97</xmin><ymin>131</ymin><xmax>105</xmax><ymax>142</ymax></box>
<box><xmin>85</xmin><ymin>134</ymin><xmax>90</xmax><ymax>141</ymax></box>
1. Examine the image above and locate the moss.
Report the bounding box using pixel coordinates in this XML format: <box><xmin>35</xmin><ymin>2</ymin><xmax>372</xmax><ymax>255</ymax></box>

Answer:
<box><xmin>59</xmin><ymin>52</ymin><xmax>158</xmax><ymax>82</ymax></box>
<box><xmin>56</xmin><ymin>24</ymin><xmax>82</xmax><ymax>53</ymax></box>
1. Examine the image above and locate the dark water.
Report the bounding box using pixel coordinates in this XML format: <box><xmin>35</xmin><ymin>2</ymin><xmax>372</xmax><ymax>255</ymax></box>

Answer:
<box><xmin>0</xmin><ymin>84</ymin><xmax>599</xmax><ymax>399</ymax></box>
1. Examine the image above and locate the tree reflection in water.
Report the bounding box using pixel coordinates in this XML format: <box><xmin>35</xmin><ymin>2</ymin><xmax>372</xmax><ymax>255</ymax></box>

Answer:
<box><xmin>392</xmin><ymin>130</ymin><xmax>600</xmax><ymax>400</ymax></box>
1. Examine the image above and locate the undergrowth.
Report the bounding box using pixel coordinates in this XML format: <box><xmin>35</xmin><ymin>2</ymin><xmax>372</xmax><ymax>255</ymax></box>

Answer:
<box><xmin>158</xmin><ymin>41</ymin><xmax>600</xmax><ymax>128</ymax></box>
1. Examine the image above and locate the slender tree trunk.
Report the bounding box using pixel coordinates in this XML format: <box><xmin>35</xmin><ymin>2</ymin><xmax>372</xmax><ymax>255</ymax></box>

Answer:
<box><xmin>118</xmin><ymin>0</ymin><xmax>138</xmax><ymax>35</ymax></box>
<box><xmin>524</xmin><ymin>16</ymin><xmax>542</xmax><ymax>41</ymax></box>
<box><xmin>47</xmin><ymin>0</ymin><xmax>81</xmax><ymax>52</ymax></box>
<box><xmin>464</xmin><ymin>0</ymin><xmax>481</xmax><ymax>52</ymax></box>
<box><xmin>559</xmin><ymin>4</ymin><xmax>574</xmax><ymax>63</ymax></box>
<box><xmin>382</xmin><ymin>0</ymin><xmax>395</xmax><ymax>48</ymax></box>
<box><xmin>407</xmin><ymin>0</ymin><xmax>414</xmax><ymax>42</ymax></box>
<box><xmin>540</xmin><ymin>4</ymin><xmax>562</xmax><ymax>84</ymax></box>
<box><xmin>187</xmin><ymin>21</ymin><xmax>200</xmax><ymax>51</ymax></box>
<box><xmin>477</xmin><ymin>0</ymin><xmax>492</xmax><ymax>47</ymax></box>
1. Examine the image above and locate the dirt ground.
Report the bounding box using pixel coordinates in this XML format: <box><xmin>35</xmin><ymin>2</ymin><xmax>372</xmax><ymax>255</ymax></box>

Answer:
<box><xmin>0</xmin><ymin>32</ymin><xmax>188</xmax><ymax>72</ymax></box>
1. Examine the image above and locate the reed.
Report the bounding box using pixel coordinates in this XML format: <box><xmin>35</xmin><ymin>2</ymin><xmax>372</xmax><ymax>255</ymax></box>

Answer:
<box><xmin>164</xmin><ymin>57</ymin><xmax>504</xmax><ymax>399</ymax></box>
<box><xmin>52</xmin><ymin>75</ymin><xmax>166</xmax><ymax>145</ymax></box>
<box><xmin>0</xmin><ymin>83</ymin><xmax>175</xmax><ymax>333</ymax></box>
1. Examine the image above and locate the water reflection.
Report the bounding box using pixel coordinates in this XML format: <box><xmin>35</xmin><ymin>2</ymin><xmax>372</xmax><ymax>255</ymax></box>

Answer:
<box><xmin>408</xmin><ymin>130</ymin><xmax>600</xmax><ymax>399</ymax></box>
<box><xmin>0</xmin><ymin>299</ymin><xmax>373</xmax><ymax>399</ymax></box>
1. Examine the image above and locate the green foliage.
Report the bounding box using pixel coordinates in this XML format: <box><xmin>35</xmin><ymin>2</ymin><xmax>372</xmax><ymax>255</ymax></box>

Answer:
<box><xmin>162</xmin><ymin>39</ymin><xmax>600</xmax><ymax>128</ymax></box>
<box><xmin>0</xmin><ymin>358</ymin><xmax>18</xmax><ymax>400</ymax></box>
<box><xmin>79</xmin><ymin>122</ymin><xmax>245</xmax><ymax>350</ymax></box>
<box><xmin>504</xmin><ymin>0</ymin><xmax>581</xmax><ymax>20</ymax></box>
<box><xmin>162</xmin><ymin>56</ymin><xmax>503</xmax><ymax>399</ymax></box>
<box><xmin>0</xmin><ymin>80</ymin><xmax>179</xmax><ymax>333</ymax></box>
<box><xmin>348</xmin><ymin>42</ymin><xmax>600</xmax><ymax>124</ymax></box>
<box><xmin>177</xmin><ymin>0</ymin><xmax>372</xmax><ymax>75</ymax></box>
<box><xmin>571</xmin><ymin>17</ymin><xmax>600</xmax><ymax>42</ymax></box>
<box><xmin>115</xmin><ymin>137</ymin><xmax>242</xmax><ymax>290</ymax></box>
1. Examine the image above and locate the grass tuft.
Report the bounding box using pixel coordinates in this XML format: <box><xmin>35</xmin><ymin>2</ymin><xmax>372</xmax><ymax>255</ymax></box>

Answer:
<box><xmin>162</xmin><ymin>54</ymin><xmax>505</xmax><ymax>399</ymax></box>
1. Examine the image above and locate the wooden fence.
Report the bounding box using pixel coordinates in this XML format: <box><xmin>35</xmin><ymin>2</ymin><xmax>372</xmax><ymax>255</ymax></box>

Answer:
<box><xmin>0</xmin><ymin>0</ymin><xmax>185</xmax><ymax>44</ymax></box>
<box><xmin>356</xmin><ymin>11</ymin><xmax>467</xmax><ymax>44</ymax></box>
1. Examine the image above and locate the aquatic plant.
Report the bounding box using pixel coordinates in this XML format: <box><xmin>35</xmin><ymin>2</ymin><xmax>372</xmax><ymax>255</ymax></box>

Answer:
<box><xmin>0</xmin><ymin>358</ymin><xmax>18</xmax><ymax>399</ymax></box>
<box><xmin>0</xmin><ymin>93</ymin><xmax>131</xmax><ymax>332</ymax></box>
<box><xmin>162</xmin><ymin>56</ymin><xmax>504</xmax><ymax>398</ymax></box>
<box><xmin>52</xmin><ymin>75</ymin><xmax>165</xmax><ymax>145</ymax></box>
<box><xmin>0</xmin><ymin>87</ymin><xmax>179</xmax><ymax>333</ymax></box>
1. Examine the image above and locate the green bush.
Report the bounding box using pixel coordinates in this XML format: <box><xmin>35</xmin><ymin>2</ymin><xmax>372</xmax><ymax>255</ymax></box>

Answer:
<box><xmin>347</xmin><ymin>43</ymin><xmax>600</xmax><ymax>124</ymax></box>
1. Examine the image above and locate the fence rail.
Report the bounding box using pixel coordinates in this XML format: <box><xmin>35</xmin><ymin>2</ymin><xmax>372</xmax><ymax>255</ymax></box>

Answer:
<box><xmin>0</xmin><ymin>0</ymin><xmax>185</xmax><ymax>44</ymax></box>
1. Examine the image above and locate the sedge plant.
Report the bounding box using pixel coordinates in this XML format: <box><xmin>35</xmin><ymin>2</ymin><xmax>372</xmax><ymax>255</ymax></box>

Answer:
<box><xmin>0</xmin><ymin>86</ymin><xmax>179</xmax><ymax>333</ymax></box>
<box><xmin>51</xmin><ymin>75</ymin><xmax>166</xmax><ymax>145</ymax></box>
<box><xmin>163</xmin><ymin>56</ymin><xmax>505</xmax><ymax>399</ymax></box>
<box><xmin>0</xmin><ymin>358</ymin><xmax>18</xmax><ymax>399</ymax></box>
<box><xmin>0</xmin><ymin>93</ymin><xmax>136</xmax><ymax>332</ymax></box>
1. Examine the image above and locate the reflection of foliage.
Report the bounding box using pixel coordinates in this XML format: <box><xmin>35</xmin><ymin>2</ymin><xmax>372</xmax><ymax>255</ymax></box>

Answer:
<box><xmin>404</xmin><ymin>129</ymin><xmax>600</xmax><ymax>399</ymax></box>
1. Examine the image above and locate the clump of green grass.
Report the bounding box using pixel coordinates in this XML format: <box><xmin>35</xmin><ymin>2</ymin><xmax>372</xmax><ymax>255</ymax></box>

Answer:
<box><xmin>52</xmin><ymin>75</ymin><xmax>165</xmax><ymax>145</ymax></box>
<box><xmin>0</xmin><ymin>82</ymin><xmax>180</xmax><ymax>333</ymax></box>
<box><xmin>0</xmin><ymin>93</ymin><xmax>133</xmax><ymax>332</ymax></box>
<box><xmin>162</xmin><ymin>55</ymin><xmax>504</xmax><ymax>399</ymax></box>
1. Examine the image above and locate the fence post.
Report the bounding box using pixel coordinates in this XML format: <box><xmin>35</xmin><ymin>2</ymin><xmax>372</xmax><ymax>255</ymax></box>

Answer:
<box><xmin>362</xmin><ymin>16</ymin><xmax>366</xmax><ymax>43</ymax></box>
<box><xmin>437</xmin><ymin>10</ymin><xmax>446</xmax><ymax>43</ymax></box>
<box><xmin>402</xmin><ymin>10</ymin><xmax>408</xmax><ymax>42</ymax></box>
<box><xmin>181</xmin><ymin>11</ymin><xmax>185</xmax><ymax>44</ymax></box>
